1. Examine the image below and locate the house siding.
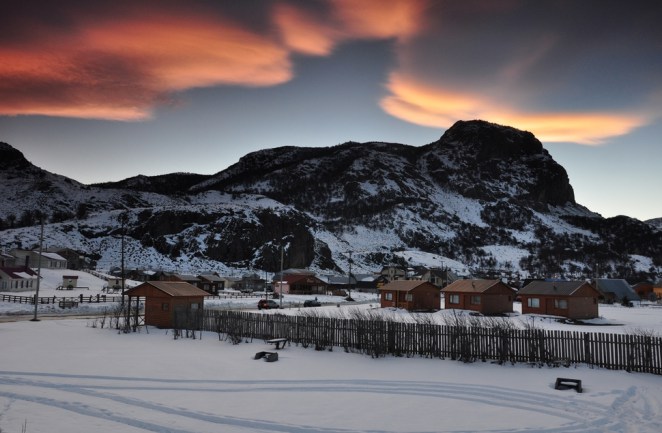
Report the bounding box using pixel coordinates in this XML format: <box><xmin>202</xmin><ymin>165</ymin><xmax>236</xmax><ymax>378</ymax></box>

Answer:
<box><xmin>442</xmin><ymin>281</ymin><xmax>514</xmax><ymax>315</ymax></box>
<box><xmin>520</xmin><ymin>294</ymin><xmax>598</xmax><ymax>319</ymax></box>
<box><xmin>380</xmin><ymin>283</ymin><xmax>440</xmax><ymax>311</ymax></box>
<box><xmin>126</xmin><ymin>283</ymin><xmax>206</xmax><ymax>328</ymax></box>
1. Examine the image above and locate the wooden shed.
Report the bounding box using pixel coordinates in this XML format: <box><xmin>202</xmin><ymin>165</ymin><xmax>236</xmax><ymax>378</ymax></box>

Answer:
<box><xmin>442</xmin><ymin>279</ymin><xmax>515</xmax><ymax>315</ymax></box>
<box><xmin>518</xmin><ymin>280</ymin><xmax>600</xmax><ymax>320</ymax></box>
<box><xmin>379</xmin><ymin>280</ymin><xmax>441</xmax><ymax>311</ymax></box>
<box><xmin>124</xmin><ymin>281</ymin><xmax>210</xmax><ymax>329</ymax></box>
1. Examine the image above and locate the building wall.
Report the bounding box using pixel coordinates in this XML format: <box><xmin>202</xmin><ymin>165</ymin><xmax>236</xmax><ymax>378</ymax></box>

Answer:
<box><xmin>380</xmin><ymin>286</ymin><xmax>440</xmax><ymax>311</ymax></box>
<box><xmin>444</xmin><ymin>285</ymin><xmax>514</xmax><ymax>315</ymax></box>
<box><xmin>567</xmin><ymin>297</ymin><xmax>599</xmax><ymax>319</ymax></box>
<box><xmin>0</xmin><ymin>273</ymin><xmax>36</xmax><ymax>292</ymax></box>
<box><xmin>129</xmin><ymin>286</ymin><xmax>204</xmax><ymax>328</ymax></box>
<box><xmin>520</xmin><ymin>294</ymin><xmax>598</xmax><ymax>319</ymax></box>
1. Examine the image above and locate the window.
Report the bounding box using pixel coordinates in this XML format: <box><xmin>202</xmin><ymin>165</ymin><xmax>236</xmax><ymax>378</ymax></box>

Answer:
<box><xmin>470</xmin><ymin>295</ymin><xmax>481</xmax><ymax>305</ymax></box>
<box><xmin>161</xmin><ymin>303</ymin><xmax>169</xmax><ymax>311</ymax></box>
<box><xmin>385</xmin><ymin>293</ymin><xmax>393</xmax><ymax>301</ymax></box>
<box><xmin>405</xmin><ymin>294</ymin><xmax>413</xmax><ymax>301</ymax></box>
<box><xmin>554</xmin><ymin>299</ymin><xmax>568</xmax><ymax>309</ymax></box>
<box><xmin>527</xmin><ymin>298</ymin><xmax>540</xmax><ymax>308</ymax></box>
<box><xmin>449</xmin><ymin>294</ymin><xmax>460</xmax><ymax>304</ymax></box>
<box><xmin>190</xmin><ymin>303</ymin><xmax>199</xmax><ymax>310</ymax></box>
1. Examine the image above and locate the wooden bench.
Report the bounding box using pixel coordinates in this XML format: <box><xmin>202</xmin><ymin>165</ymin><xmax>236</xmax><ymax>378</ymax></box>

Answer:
<box><xmin>267</xmin><ymin>338</ymin><xmax>288</xmax><ymax>349</ymax></box>
<box><xmin>555</xmin><ymin>378</ymin><xmax>582</xmax><ymax>393</ymax></box>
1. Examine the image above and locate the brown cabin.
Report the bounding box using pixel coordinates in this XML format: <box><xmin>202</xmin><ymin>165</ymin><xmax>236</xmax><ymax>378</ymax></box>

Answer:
<box><xmin>279</xmin><ymin>274</ymin><xmax>327</xmax><ymax>295</ymax></box>
<box><xmin>518</xmin><ymin>280</ymin><xmax>599</xmax><ymax>320</ymax></box>
<box><xmin>124</xmin><ymin>281</ymin><xmax>210</xmax><ymax>329</ymax></box>
<box><xmin>379</xmin><ymin>280</ymin><xmax>441</xmax><ymax>311</ymax></box>
<box><xmin>442</xmin><ymin>279</ymin><xmax>515</xmax><ymax>315</ymax></box>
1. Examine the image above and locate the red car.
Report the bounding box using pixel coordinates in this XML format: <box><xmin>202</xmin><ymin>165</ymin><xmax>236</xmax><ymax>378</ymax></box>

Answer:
<box><xmin>258</xmin><ymin>299</ymin><xmax>279</xmax><ymax>310</ymax></box>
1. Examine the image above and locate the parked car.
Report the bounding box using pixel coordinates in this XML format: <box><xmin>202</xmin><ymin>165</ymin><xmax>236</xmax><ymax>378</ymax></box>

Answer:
<box><xmin>303</xmin><ymin>299</ymin><xmax>321</xmax><ymax>307</ymax></box>
<box><xmin>258</xmin><ymin>299</ymin><xmax>279</xmax><ymax>310</ymax></box>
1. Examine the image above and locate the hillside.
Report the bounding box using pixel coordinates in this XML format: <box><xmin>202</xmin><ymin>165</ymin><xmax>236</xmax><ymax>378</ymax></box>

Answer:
<box><xmin>1</xmin><ymin>120</ymin><xmax>660</xmax><ymax>282</ymax></box>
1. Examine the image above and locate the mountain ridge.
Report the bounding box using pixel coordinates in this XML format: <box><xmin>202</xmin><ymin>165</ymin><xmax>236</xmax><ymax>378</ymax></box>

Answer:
<box><xmin>1</xmin><ymin>120</ymin><xmax>660</xmax><ymax>282</ymax></box>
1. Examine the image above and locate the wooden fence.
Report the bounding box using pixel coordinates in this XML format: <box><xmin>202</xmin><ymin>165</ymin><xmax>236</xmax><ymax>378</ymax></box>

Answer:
<box><xmin>201</xmin><ymin>310</ymin><xmax>662</xmax><ymax>375</ymax></box>
<box><xmin>0</xmin><ymin>294</ymin><xmax>123</xmax><ymax>305</ymax></box>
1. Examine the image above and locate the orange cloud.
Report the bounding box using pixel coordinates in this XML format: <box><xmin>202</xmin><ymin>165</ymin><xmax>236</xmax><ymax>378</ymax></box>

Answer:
<box><xmin>274</xmin><ymin>4</ymin><xmax>340</xmax><ymax>56</ymax></box>
<box><xmin>274</xmin><ymin>0</ymin><xmax>429</xmax><ymax>56</ymax></box>
<box><xmin>381</xmin><ymin>73</ymin><xmax>648</xmax><ymax>145</ymax></box>
<box><xmin>0</xmin><ymin>10</ymin><xmax>292</xmax><ymax>120</ymax></box>
<box><xmin>331</xmin><ymin>0</ymin><xmax>429</xmax><ymax>40</ymax></box>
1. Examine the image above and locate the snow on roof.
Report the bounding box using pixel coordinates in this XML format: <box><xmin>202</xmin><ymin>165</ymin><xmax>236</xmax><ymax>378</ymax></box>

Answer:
<box><xmin>40</xmin><ymin>252</ymin><xmax>66</xmax><ymax>261</ymax></box>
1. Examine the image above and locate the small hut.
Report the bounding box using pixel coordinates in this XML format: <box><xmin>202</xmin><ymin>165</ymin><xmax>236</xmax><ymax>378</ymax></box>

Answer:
<box><xmin>124</xmin><ymin>281</ymin><xmax>210</xmax><ymax>329</ymax></box>
<box><xmin>62</xmin><ymin>275</ymin><xmax>79</xmax><ymax>289</ymax></box>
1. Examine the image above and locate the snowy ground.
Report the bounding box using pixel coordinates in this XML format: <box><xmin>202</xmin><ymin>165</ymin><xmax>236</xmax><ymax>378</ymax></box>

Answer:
<box><xmin>2</xmin><ymin>270</ymin><xmax>662</xmax><ymax>432</ymax></box>
<box><xmin>1</xmin><ymin>318</ymin><xmax>662</xmax><ymax>433</ymax></box>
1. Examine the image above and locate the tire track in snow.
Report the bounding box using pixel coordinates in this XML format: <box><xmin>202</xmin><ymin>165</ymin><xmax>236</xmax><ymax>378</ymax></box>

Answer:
<box><xmin>1</xmin><ymin>372</ymin><xmax>661</xmax><ymax>433</ymax></box>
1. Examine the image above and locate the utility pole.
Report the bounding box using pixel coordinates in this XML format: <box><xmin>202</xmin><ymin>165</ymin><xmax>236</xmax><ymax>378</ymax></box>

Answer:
<box><xmin>279</xmin><ymin>244</ymin><xmax>284</xmax><ymax>308</ymax></box>
<box><xmin>31</xmin><ymin>215</ymin><xmax>44</xmax><ymax>322</ymax></box>
<box><xmin>116</xmin><ymin>211</ymin><xmax>128</xmax><ymax>305</ymax></box>
<box><xmin>347</xmin><ymin>251</ymin><xmax>353</xmax><ymax>301</ymax></box>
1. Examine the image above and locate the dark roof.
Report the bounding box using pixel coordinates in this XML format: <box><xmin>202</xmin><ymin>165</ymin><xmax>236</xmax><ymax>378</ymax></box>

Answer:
<box><xmin>519</xmin><ymin>280</ymin><xmax>590</xmax><ymax>296</ymax></box>
<box><xmin>125</xmin><ymin>281</ymin><xmax>210</xmax><ymax>297</ymax></box>
<box><xmin>442</xmin><ymin>279</ymin><xmax>513</xmax><ymax>293</ymax></box>
<box><xmin>284</xmin><ymin>274</ymin><xmax>326</xmax><ymax>285</ymax></box>
<box><xmin>595</xmin><ymin>279</ymin><xmax>640</xmax><ymax>301</ymax></box>
<box><xmin>0</xmin><ymin>266</ymin><xmax>38</xmax><ymax>278</ymax></box>
<box><xmin>380</xmin><ymin>280</ymin><xmax>436</xmax><ymax>292</ymax></box>
<box><xmin>198</xmin><ymin>274</ymin><xmax>223</xmax><ymax>282</ymax></box>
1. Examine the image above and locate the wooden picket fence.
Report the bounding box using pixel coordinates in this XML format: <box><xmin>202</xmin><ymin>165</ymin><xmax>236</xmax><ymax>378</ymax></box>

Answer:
<box><xmin>0</xmin><ymin>294</ymin><xmax>123</xmax><ymax>305</ymax></box>
<box><xmin>201</xmin><ymin>310</ymin><xmax>662</xmax><ymax>375</ymax></box>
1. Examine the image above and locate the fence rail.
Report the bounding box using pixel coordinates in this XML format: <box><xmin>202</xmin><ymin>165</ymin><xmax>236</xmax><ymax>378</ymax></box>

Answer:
<box><xmin>200</xmin><ymin>310</ymin><xmax>662</xmax><ymax>375</ymax></box>
<box><xmin>0</xmin><ymin>294</ymin><xmax>123</xmax><ymax>305</ymax></box>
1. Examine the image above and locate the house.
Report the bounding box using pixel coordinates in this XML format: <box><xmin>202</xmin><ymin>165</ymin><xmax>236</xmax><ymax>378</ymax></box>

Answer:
<box><xmin>0</xmin><ymin>266</ymin><xmax>39</xmax><ymax>292</ymax></box>
<box><xmin>322</xmin><ymin>274</ymin><xmax>358</xmax><ymax>293</ymax></box>
<box><xmin>218</xmin><ymin>276</ymin><xmax>242</xmax><ymax>290</ymax></box>
<box><xmin>420</xmin><ymin>268</ymin><xmax>459</xmax><ymax>288</ymax></box>
<box><xmin>166</xmin><ymin>273</ymin><xmax>201</xmax><ymax>286</ymax></box>
<box><xmin>277</xmin><ymin>274</ymin><xmax>327</xmax><ymax>295</ymax></box>
<box><xmin>45</xmin><ymin>247</ymin><xmax>88</xmax><ymax>270</ymax></box>
<box><xmin>125</xmin><ymin>269</ymin><xmax>154</xmax><ymax>282</ymax></box>
<box><xmin>379</xmin><ymin>266</ymin><xmax>407</xmax><ymax>282</ymax></box>
<box><xmin>594</xmin><ymin>279</ymin><xmax>640</xmax><ymax>304</ymax></box>
<box><xmin>10</xmin><ymin>249</ymin><xmax>67</xmax><ymax>269</ymax></box>
<box><xmin>654</xmin><ymin>282</ymin><xmax>662</xmax><ymax>301</ymax></box>
<box><xmin>198</xmin><ymin>273</ymin><xmax>224</xmax><ymax>294</ymax></box>
<box><xmin>632</xmin><ymin>281</ymin><xmax>656</xmax><ymax>301</ymax></box>
<box><xmin>0</xmin><ymin>252</ymin><xmax>16</xmax><ymax>267</ymax></box>
<box><xmin>237</xmin><ymin>272</ymin><xmax>265</xmax><ymax>293</ymax></box>
<box><xmin>518</xmin><ymin>280</ymin><xmax>600</xmax><ymax>319</ymax></box>
<box><xmin>442</xmin><ymin>279</ymin><xmax>515</xmax><ymax>315</ymax></box>
<box><xmin>355</xmin><ymin>274</ymin><xmax>389</xmax><ymax>292</ymax></box>
<box><xmin>379</xmin><ymin>280</ymin><xmax>441</xmax><ymax>311</ymax></box>
<box><xmin>124</xmin><ymin>281</ymin><xmax>210</xmax><ymax>329</ymax></box>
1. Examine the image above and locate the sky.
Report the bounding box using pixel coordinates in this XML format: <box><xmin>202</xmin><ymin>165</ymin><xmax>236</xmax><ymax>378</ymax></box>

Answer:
<box><xmin>0</xmin><ymin>0</ymin><xmax>661</xmax><ymax>221</ymax></box>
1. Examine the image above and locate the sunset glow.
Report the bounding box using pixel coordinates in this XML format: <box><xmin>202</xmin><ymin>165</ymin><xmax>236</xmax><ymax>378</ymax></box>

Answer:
<box><xmin>1</xmin><ymin>0</ymin><xmax>661</xmax><ymax>220</ymax></box>
<box><xmin>0</xmin><ymin>10</ymin><xmax>292</xmax><ymax>120</ymax></box>
<box><xmin>381</xmin><ymin>74</ymin><xmax>648</xmax><ymax>144</ymax></box>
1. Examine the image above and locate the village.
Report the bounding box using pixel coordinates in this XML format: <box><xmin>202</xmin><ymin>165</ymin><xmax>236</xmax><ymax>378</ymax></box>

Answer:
<box><xmin>2</xmin><ymin>246</ymin><xmax>661</xmax><ymax>332</ymax></box>
<box><xmin>2</xmin><ymin>246</ymin><xmax>660</xmax><ymax>312</ymax></box>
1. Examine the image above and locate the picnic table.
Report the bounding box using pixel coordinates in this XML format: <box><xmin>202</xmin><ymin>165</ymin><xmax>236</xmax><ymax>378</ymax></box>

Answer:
<box><xmin>267</xmin><ymin>338</ymin><xmax>288</xmax><ymax>349</ymax></box>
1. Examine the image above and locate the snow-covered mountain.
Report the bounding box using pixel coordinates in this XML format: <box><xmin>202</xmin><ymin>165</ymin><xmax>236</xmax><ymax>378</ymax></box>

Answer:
<box><xmin>1</xmin><ymin>120</ymin><xmax>660</xmax><ymax>282</ymax></box>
